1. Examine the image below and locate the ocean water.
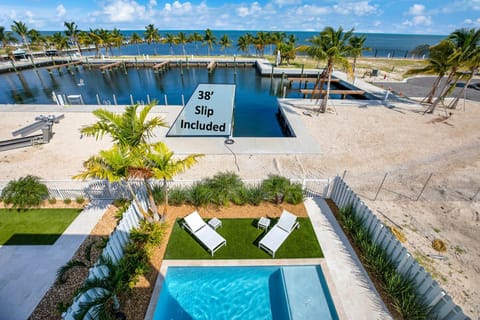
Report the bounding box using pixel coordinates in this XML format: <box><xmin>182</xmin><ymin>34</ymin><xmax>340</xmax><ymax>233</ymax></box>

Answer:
<box><xmin>40</xmin><ymin>30</ymin><xmax>446</xmax><ymax>58</ymax></box>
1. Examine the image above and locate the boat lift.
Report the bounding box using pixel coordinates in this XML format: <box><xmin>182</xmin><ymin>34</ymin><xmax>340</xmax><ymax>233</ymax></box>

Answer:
<box><xmin>0</xmin><ymin>114</ymin><xmax>64</xmax><ymax>152</ymax></box>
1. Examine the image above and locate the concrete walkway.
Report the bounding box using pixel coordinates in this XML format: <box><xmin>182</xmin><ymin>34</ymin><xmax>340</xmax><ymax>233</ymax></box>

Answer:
<box><xmin>0</xmin><ymin>199</ymin><xmax>111</xmax><ymax>320</ymax></box>
<box><xmin>305</xmin><ymin>197</ymin><xmax>392</xmax><ymax>320</ymax></box>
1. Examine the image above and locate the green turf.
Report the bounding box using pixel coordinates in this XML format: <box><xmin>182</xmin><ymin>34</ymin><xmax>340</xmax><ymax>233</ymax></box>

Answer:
<box><xmin>0</xmin><ymin>209</ymin><xmax>81</xmax><ymax>245</ymax></box>
<box><xmin>164</xmin><ymin>218</ymin><xmax>323</xmax><ymax>259</ymax></box>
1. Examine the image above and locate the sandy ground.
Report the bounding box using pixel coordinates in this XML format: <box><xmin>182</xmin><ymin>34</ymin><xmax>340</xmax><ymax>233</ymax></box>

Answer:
<box><xmin>0</xmin><ymin>96</ymin><xmax>479</xmax><ymax>318</ymax></box>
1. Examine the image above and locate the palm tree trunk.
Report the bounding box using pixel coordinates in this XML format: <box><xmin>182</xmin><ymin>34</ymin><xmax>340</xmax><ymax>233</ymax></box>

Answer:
<box><xmin>352</xmin><ymin>57</ymin><xmax>357</xmax><ymax>74</ymax></box>
<box><xmin>143</xmin><ymin>178</ymin><xmax>159</xmax><ymax>221</ymax></box>
<box><xmin>125</xmin><ymin>181</ymin><xmax>151</xmax><ymax>221</ymax></box>
<box><xmin>422</xmin><ymin>75</ymin><xmax>443</xmax><ymax>104</ymax></box>
<box><xmin>320</xmin><ymin>62</ymin><xmax>333</xmax><ymax>113</ymax></box>
<box><xmin>448</xmin><ymin>67</ymin><xmax>476</xmax><ymax>109</ymax></box>
<box><xmin>162</xmin><ymin>178</ymin><xmax>168</xmax><ymax>221</ymax></box>
<box><xmin>425</xmin><ymin>69</ymin><xmax>456</xmax><ymax>114</ymax></box>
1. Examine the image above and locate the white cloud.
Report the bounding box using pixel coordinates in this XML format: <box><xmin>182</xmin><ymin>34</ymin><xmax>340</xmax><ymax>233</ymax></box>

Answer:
<box><xmin>149</xmin><ymin>0</ymin><xmax>157</xmax><ymax>6</ymax></box>
<box><xmin>102</xmin><ymin>0</ymin><xmax>146</xmax><ymax>22</ymax></box>
<box><xmin>235</xmin><ymin>2</ymin><xmax>261</xmax><ymax>17</ymax></box>
<box><xmin>408</xmin><ymin>4</ymin><xmax>425</xmax><ymax>15</ymax></box>
<box><xmin>272</xmin><ymin>0</ymin><xmax>301</xmax><ymax>7</ymax></box>
<box><xmin>464</xmin><ymin>18</ymin><xmax>473</xmax><ymax>24</ymax></box>
<box><xmin>333</xmin><ymin>1</ymin><xmax>379</xmax><ymax>16</ymax></box>
<box><xmin>295</xmin><ymin>5</ymin><xmax>329</xmax><ymax>16</ymax></box>
<box><xmin>56</xmin><ymin>4</ymin><xmax>66</xmax><ymax>17</ymax></box>
<box><xmin>163</xmin><ymin>1</ymin><xmax>192</xmax><ymax>14</ymax></box>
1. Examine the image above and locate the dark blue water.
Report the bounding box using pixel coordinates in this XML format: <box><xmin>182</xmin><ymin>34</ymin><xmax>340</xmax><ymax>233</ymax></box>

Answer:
<box><xmin>0</xmin><ymin>66</ymin><xmax>356</xmax><ymax>137</ymax></box>
<box><xmin>39</xmin><ymin>30</ymin><xmax>446</xmax><ymax>58</ymax></box>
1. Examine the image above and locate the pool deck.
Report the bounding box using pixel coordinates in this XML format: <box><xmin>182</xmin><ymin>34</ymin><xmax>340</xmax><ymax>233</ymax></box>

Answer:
<box><xmin>145</xmin><ymin>197</ymin><xmax>392</xmax><ymax>320</ymax></box>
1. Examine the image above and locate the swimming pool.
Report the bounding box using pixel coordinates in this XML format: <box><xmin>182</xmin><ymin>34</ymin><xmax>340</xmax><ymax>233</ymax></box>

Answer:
<box><xmin>152</xmin><ymin>265</ymin><xmax>339</xmax><ymax>320</ymax></box>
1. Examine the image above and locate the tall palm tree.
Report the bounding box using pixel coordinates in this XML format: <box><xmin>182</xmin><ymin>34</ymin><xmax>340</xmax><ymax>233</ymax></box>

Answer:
<box><xmin>49</xmin><ymin>32</ymin><xmax>70</xmax><ymax>51</ymax></box>
<box><xmin>64</xmin><ymin>21</ymin><xmax>82</xmax><ymax>55</ymax></box>
<box><xmin>79</xmin><ymin>103</ymin><xmax>169</xmax><ymax>219</ymax></box>
<box><xmin>78</xmin><ymin>30</ymin><xmax>96</xmax><ymax>56</ymax></box>
<box><xmin>110</xmin><ymin>28</ymin><xmax>124</xmax><ymax>55</ymax></box>
<box><xmin>236</xmin><ymin>35</ymin><xmax>250</xmax><ymax>55</ymax></box>
<box><xmin>269</xmin><ymin>31</ymin><xmax>286</xmax><ymax>55</ymax></box>
<box><xmin>426</xmin><ymin>28</ymin><xmax>480</xmax><ymax>113</ymax></box>
<box><xmin>0</xmin><ymin>26</ymin><xmax>17</xmax><ymax>48</ymax></box>
<box><xmin>404</xmin><ymin>40</ymin><xmax>455</xmax><ymax>104</ymax></box>
<box><xmin>11</xmin><ymin>21</ymin><xmax>31</xmax><ymax>52</ymax></box>
<box><xmin>145</xmin><ymin>142</ymin><xmax>203</xmax><ymax>219</ymax></box>
<box><xmin>254</xmin><ymin>31</ymin><xmax>268</xmax><ymax>56</ymax></box>
<box><xmin>162</xmin><ymin>33</ymin><xmax>177</xmax><ymax>55</ymax></box>
<box><xmin>176</xmin><ymin>31</ymin><xmax>189</xmax><ymax>56</ymax></box>
<box><xmin>129</xmin><ymin>32</ymin><xmax>143</xmax><ymax>55</ymax></box>
<box><xmin>348</xmin><ymin>34</ymin><xmax>369</xmax><ymax>74</ymax></box>
<box><xmin>300</xmin><ymin>26</ymin><xmax>353</xmax><ymax>113</ymax></box>
<box><xmin>219</xmin><ymin>34</ymin><xmax>232</xmax><ymax>54</ymax></box>
<box><xmin>144</xmin><ymin>24</ymin><xmax>160</xmax><ymax>44</ymax></box>
<box><xmin>189</xmin><ymin>32</ymin><xmax>203</xmax><ymax>55</ymax></box>
<box><xmin>27</xmin><ymin>29</ymin><xmax>45</xmax><ymax>49</ymax></box>
<box><xmin>203</xmin><ymin>28</ymin><xmax>216</xmax><ymax>56</ymax></box>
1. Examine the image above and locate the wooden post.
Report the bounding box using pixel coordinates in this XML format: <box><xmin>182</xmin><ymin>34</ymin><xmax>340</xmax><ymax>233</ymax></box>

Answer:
<box><xmin>374</xmin><ymin>172</ymin><xmax>388</xmax><ymax>201</ymax></box>
<box><xmin>416</xmin><ymin>173</ymin><xmax>433</xmax><ymax>201</ymax></box>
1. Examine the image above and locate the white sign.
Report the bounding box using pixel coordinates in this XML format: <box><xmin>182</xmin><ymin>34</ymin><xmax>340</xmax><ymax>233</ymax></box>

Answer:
<box><xmin>168</xmin><ymin>84</ymin><xmax>236</xmax><ymax>137</ymax></box>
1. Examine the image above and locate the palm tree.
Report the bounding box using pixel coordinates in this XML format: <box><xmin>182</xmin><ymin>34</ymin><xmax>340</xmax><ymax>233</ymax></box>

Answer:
<box><xmin>177</xmin><ymin>32</ymin><xmax>189</xmax><ymax>56</ymax></box>
<box><xmin>426</xmin><ymin>28</ymin><xmax>480</xmax><ymax>113</ymax></box>
<box><xmin>219</xmin><ymin>34</ymin><xmax>232</xmax><ymax>54</ymax></box>
<box><xmin>269</xmin><ymin>31</ymin><xmax>286</xmax><ymax>55</ymax></box>
<box><xmin>203</xmin><ymin>28</ymin><xmax>217</xmax><ymax>56</ymax></box>
<box><xmin>78</xmin><ymin>30</ymin><xmax>97</xmax><ymax>56</ymax></box>
<box><xmin>348</xmin><ymin>34</ymin><xmax>369</xmax><ymax>74</ymax></box>
<box><xmin>0</xmin><ymin>26</ymin><xmax>17</xmax><ymax>48</ymax></box>
<box><xmin>236</xmin><ymin>35</ymin><xmax>250</xmax><ymax>55</ymax></box>
<box><xmin>79</xmin><ymin>103</ymin><xmax>169</xmax><ymax>219</ymax></box>
<box><xmin>254</xmin><ymin>31</ymin><xmax>268</xmax><ymax>56</ymax></box>
<box><xmin>110</xmin><ymin>28</ymin><xmax>124</xmax><ymax>55</ymax></box>
<box><xmin>11</xmin><ymin>21</ymin><xmax>31</xmax><ymax>53</ymax></box>
<box><xmin>144</xmin><ymin>24</ymin><xmax>160</xmax><ymax>44</ymax></box>
<box><xmin>189</xmin><ymin>32</ymin><xmax>203</xmax><ymax>55</ymax></box>
<box><xmin>64</xmin><ymin>21</ymin><xmax>82</xmax><ymax>55</ymax></box>
<box><xmin>162</xmin><ymin>33</ymin><xmax>177</xmax><ymax>55</ymax></box>
<box><xmin>75</xmin><ymin>257</ymin><xmax>128</xmax><ymax>318</ymax></box>
<box><xmin>300</xmin><ymin>26</ymin><xmax>353</xmax><ymax>113</ymax></box>
<box><xmin>404</xmin><ymin>40</ymin><xmax>455</xmax><ymax>104</ymax></box>
<box><xmin>27</xmin><ymin>29</ymin><xmax>45</xmax><ymax>49</ymax></box>
<box><xmin>129</xmin><ymin>32</ymin><xmax>143</xmax><ymax>55</ymax></box>
<box><xmin>144</xmin><ymin>142</ymin><xmax>203</xmax><ymax>219</ymax></box>
<box><xmin>49</xmin><ymin>32</ymin><xmax>70</xmax><ymax>51</ymax></box>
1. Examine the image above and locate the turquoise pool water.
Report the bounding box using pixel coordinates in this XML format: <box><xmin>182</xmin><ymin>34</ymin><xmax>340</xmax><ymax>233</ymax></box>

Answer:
<box><xmin>152</xmin><ymin>265</ymin><xmax>338</xmax><ymax>320</ymax></box>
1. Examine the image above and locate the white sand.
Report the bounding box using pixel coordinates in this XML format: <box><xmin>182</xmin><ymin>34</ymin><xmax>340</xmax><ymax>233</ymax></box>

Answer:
<box><xmin>0</xmin><ymin>99</ymin><xmax>479</xmax><ymax>317</ymax></box>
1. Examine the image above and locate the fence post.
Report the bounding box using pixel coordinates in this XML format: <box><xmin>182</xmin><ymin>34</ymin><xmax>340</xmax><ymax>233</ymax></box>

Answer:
<box><xmin>416</xmin><ymin>173</ymin><xmax>433</xmax><ymax>201</ymax></box>
<box><xmin>373</xmin><ymin>172</ymin><xmax>388</xmax><ymax>201</ymax></box>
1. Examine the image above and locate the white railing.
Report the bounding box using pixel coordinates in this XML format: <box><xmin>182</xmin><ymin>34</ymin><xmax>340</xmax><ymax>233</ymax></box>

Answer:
<box><xmin>328</xmin><ymin>176</ymin><xmax>469</xmax><ymax>320</ymax></box>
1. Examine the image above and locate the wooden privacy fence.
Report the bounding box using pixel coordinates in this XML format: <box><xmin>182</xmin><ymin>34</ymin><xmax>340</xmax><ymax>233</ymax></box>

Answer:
<box><xmin>328</xmin><ymin>175</ymin><xmax>469</xmax><ymax>320</ymax></box>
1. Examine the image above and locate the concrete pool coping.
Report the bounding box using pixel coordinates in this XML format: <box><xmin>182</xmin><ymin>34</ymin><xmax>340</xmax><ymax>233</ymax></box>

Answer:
<box><xmin>145</xmin><ymin>259</ymin><xmax>347</xmax><ymax>320</ymax></box>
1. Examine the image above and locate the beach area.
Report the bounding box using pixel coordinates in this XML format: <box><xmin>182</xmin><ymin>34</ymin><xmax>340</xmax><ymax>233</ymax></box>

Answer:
<box><xmin>0</xmin><ymin>53</ymin><xmax>479</xmax><ymax>319</ymax></box>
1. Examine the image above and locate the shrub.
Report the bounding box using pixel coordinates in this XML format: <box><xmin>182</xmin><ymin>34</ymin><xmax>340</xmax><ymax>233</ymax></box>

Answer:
<box><xmin>168</xmin><ymin>187</ymin><xmax>187</xmax><ymax>206</ymax></box>
<box><xmin>152</xmin><ymin>184</ymin><xmax>165</xmax><ymax>204</ymax></box>
<box><xmin>75</xmin><ymin>196</ymin><xmax>85</xmax><ymax>204</ymax></box>
<box><xmin>246</xmin><ymin>185</ymin><xmax>264</xmax><ymax>206</ymax></box>
<box><xmin>48</xmin><ymin>198</ymin><xmax>57</xmax><ymax>204</ymax></box>
<box><xmin>63</xmin><ymin>198</ymin><xmax>72</xmax><ymax>204</ymax></box>
<box><xmin>187</xmin><ymin>182</ymin><xmax>214</xmax><ymax>207</ymax></box>
<box><xmin>206</xmin><ymin>172</ymin><xmax>245</xmax><ymax>206</ymax></box>
<box><xmin>231</xmin><ymin>185</ymin><xmax>248</xmax><ymax>205</ymax></box>
<box><xmin>1</xmin><ymin>175</ymin><xmax>49</xmax><ymax>209</ymax></box>
<box><xmin>261</xmin><ymin>175</ymin><xmax>290</xmax><ymax>204</ymax></box>
<box><xmin>283</xmin><ymin>183</ymin><xmax>304</xmax><ymax>204</ymax></box>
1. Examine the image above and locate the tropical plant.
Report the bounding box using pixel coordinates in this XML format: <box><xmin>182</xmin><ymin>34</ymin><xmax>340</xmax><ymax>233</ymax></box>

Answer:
<box><xmin>64</xmin><ymin>21</ymin><xmax>82</xmax><ymax>55</ymax></box>
<box><xmin>405</xmin><ymin>40</ymin><xmax>455</xmax><ymax>104</ymax></box>
<box><xmin>283</xmin><ymin>183</ymin><xmax>304</xmax><ymax>204</ymax></box>
<box><xmin>348</xmin><ymin>34</ymin><xmax>369</xmax><ymax>74</ymax></box>
<box><xmin>426</xmin><ymin>28</ymin><xmax>480</xmax><ymax>113</ymax></box>
<box><xmin>167</xmin><ymin>186</ymin><xmax>187</xmax><ymax>206</ymax></box>
<box><xmin>162</xmin><ymin>33</ymin><xmax>177</xmax><ymax>55</ymax></box>
<box><xmin>1</xmin><ymin>175</ymin><xmax>48</xmax><ymax>209</ymax></box>
<box><xmin>145</xmin><ymin>142</ymin><xmax>202</xmax><ymax>219</ymax></box>
<box><xmin>261</xmin><ymin>175</ymin><xmax>290</xmax><ymax>204</ymax></box>
<box><xmin>236</xmin><ymin>34</ymin><xmax>250</xmax><ymax>55</ymax></box>
<box><xmin>203</xmin><ymin>28</ymin><xmax>217</xmax><ymax>56</ymax></box>
<box><xmin>410</xmin><ymin>44</ymin><xmax>430</xmax><ymax>58</ymax></box>
<box><xmin>0</xmin><ymin>26</ymin><xmax>18</xmax><ymax>48</ymax></box>
<box><xmin>219</xmin><ymin>34</ymin><xmax>232</xmax><ymax>54</ymax></box>
<box><xmin>49</xmin><ymin>32</ymin><xmax>70</xmax><ymax>51</ymax></box>
<box><xmin>176</xmin><ymin>31</ymin><xmax>189</xmax><ymax>56</ymax></box>
<box><xmin>129</xmin><ymin>32</ymin><xmax>143</xmax><ymax>55</ymax></box>
<box><xmin>55</xmin><ymin>240</ymin><xmax>98</xmax><ymax>284</ymax></box>
<box><xmin>277</xmin><ymin>42</ymin><xmax>296</xmax><ymax>65</ymax></box>
<box><xmin>11</xmin><ymin>20</ymin><xmax>31</xmax><ymax>53</ymax></box>
<box><xmin>299</xmin><ymin>26</ymin><xmax>353</xmax><ymax>113</ymax></box>
<box><xmin>246</xmin><ymin>185</ymin><xmax>264</xmax><ymax>205</ymax></box>
<box><xmin>189</xmin><ymin>32</ymin><xmax>203</xmax><ymax>55</ymax></box>
<box><xmin>205</xmin><ymin>172</ymin><xmax>244</xmax><ymax>206</ymax></box>
<box><xmin>254</xmin><ymin>31</ymin><xmax>268</xmax><ymax>56</ymax></box>
<box><xmin>187</xmin><ymin>181</ymin><xmax>214</xmax><ymax>207</ymax></box>
<box><xmin>144</xmin><ymin>24</ymin><xmax>160</xmax><ymax>45</ymax></box>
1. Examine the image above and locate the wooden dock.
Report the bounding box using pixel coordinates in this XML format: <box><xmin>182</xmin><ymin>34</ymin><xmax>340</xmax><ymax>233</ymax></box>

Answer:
<box><xmin>46</xmin><ymin>60</ymin><xmax>82</xmax><ymax>73</ymax></box>
<box><xmin>287</xmin><ymin>77</ymin><xmax>340</xmax><ymax>83</ymax></box>
<box><xmin>207</xmin><ymin>61</ymin><xmax>216</xmax><ymax>73</ymax></box>
<box><xmin>152</xmin><ymin>61</ymin><xmax>169</xmax><ymax>72</ymax></box>
<box><xmin>100</xmin><ymin>61</ymin><xmax>122</xmax><ymax>71</ymax></box>
<box><xmin>300</xmin><ymin>89</ymin><xmax>366</xmax><ymax>98</ymax></box>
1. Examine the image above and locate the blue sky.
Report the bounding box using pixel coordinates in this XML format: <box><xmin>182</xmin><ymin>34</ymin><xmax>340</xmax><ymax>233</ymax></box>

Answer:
<box><xmin>0</xmin><ymin>0</ymin><xmax>479</xmax><ymax>34</ymax></box>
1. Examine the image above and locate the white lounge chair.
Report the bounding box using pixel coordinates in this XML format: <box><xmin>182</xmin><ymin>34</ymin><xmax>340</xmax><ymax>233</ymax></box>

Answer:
<box><xmin>182</xmin><ymin>211</ymin><xmax>226</xmax><ymax>256</ymax></box>
<box><xmin>258</xmin><ymin>210</ymin><xmax>299</xmax><ymax>258</ymax></box>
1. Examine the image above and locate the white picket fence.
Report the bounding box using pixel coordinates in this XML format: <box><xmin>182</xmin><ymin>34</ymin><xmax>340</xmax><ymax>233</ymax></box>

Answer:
<box><xmin>328</xmin><ymin>175</ymin><xmax>469</xmax><ymax>320</ymax></box>
<box><xmin>0</xmin><ymin>178</ymin><xmax>331</xmax><ymax>201</ymax></box>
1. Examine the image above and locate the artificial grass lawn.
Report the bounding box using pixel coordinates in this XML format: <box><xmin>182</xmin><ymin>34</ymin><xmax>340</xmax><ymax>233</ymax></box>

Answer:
<box><xmin>164</xmin><ymin>218</ymin><xmax>323</xmax><ymax>259</ymax></box>
<box><xmin>0</xmin><ymin>209</ymin><xmax>81</xmax><ymax>245</ymax></box>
